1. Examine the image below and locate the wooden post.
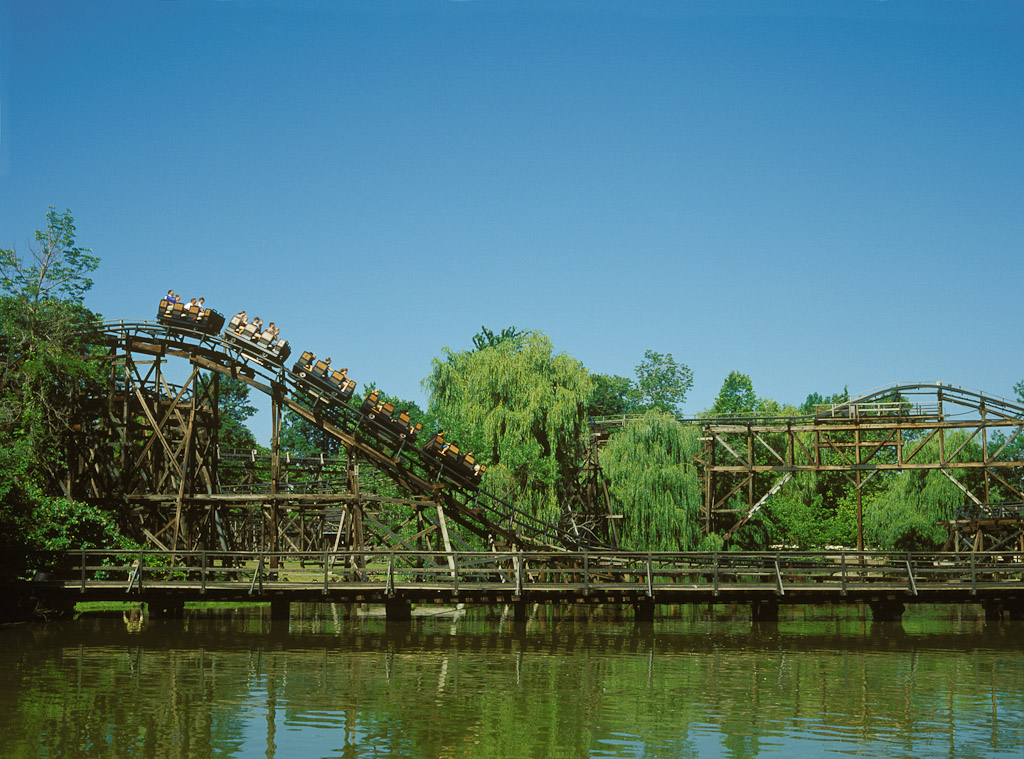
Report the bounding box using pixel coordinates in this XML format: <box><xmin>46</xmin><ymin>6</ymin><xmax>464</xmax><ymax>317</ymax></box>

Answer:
<box><xmin>855</xmin><ymin>425</ymin><xmax>863</xmax><ymax>552</ymax></box>
<box><xmin>751</xmin><ymin>598</ymin><xmax>779</xmax><ymax>623</ymax></box>
<box><xmin>348</xmin><ymin>450</ymin><xmax>364</xmax><ymax>577</ymax></box>
<box><xmin>268</xmin><ymin>396</ymin><xmax>281</xmax><ymax>567</ymax></box>
<box><xmin>981</xmin><ymin>403</ymin><xmax>990</xmax><ymax>505</ymax></box>
<box><xmin>633</xmin><ymin>600</ymin><xmax>655</xmax><ymax>623</ymax></box>
<box><xmin>867</xmin><ymin>599</ymin><xmax>905</xmax><ymax>623</ymax></box>
<box><xmin>436</xmin><ymin>504</ymin><xmax>456</xmax><ymax>577</ymax></box>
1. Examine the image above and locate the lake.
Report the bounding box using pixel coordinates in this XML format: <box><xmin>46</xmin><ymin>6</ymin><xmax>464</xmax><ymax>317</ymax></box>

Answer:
<box><xmin>1</xmin><ymin>603</ymin><xmax>1021</xmax><ymax>758</ymax></box>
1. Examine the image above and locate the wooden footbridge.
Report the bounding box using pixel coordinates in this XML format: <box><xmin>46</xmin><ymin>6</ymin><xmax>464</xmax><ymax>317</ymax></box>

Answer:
<box><xmin>33</xmin><ymin>548</ymin><xmax>1024</xmax><ymax>623</ymax></box>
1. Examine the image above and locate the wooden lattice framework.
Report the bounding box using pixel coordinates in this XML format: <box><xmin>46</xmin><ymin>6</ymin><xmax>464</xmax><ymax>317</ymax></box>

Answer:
<box><xmin>67</xmin><ymin>321</ymin><xmax>580</xmax><ymax>559</ymax></box>
<box><xmin>698</xmin><ymin>383</ymin><xmax>1024</xmax><ymax>550</ymax></box>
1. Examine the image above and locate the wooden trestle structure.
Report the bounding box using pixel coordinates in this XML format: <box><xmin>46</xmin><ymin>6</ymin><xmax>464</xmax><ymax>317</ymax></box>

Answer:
<box><xmin>594</xmin><ymin>383</ymin><xmax>1024</xmax><ymax>552</ymax></box>
<box><xmin>66</xmin><ymin>321</ymin><xmax>583</xmax><ymax>559</ymax></box>
<box><xmin>65</xmin><ymin>322</ymin><xmax>1023</xmax><ymax>558</ymax></box>
<box><xmin>699</xmin><ymin>384</ymin><xmax>1024</xmax><ymax>551</ymax></box>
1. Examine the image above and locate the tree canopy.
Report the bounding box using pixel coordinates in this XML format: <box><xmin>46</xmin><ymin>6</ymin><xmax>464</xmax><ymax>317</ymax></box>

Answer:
<box><xmin>471</xmin><ymin>325</ymin><xmax>522</xmax><ymax>351</ymax></box>
<box><xmin>213</xmin><ymin>374</ymin><xmax>260</xmax><ymax>450</ymax></box>
<box><xmin>1</xmin><ymin>207</ymin><xmax>100</xmax><ymax>305</ymax></box>
<box><xmin>631</xmin><ymin>350</ymin><xmax>693</xmax><ymax>414</ymax></box>
<box><xmin>1</xmin><ymin>208</ymin><xmax>102</xmax><ymax>486</ymax></box>
<box><xmin>708</xmin><ymin>370</ymin><xmax>758</xmax><ymax>417</ymax></box>
<box><xmin>425</xmin><ymin>329</ymin><xmax>592</xmax><ymax>524</ymax></box>
<box><xmin>0</xmin><ymin>209</ymin><xmax>134</xmax><ymax>582</ymax></box>
<box><xmin>587</xmin><ymin>373</ymin><xmax>638</xmax><ymax>417</ymax></box>
<box><xmin>586</xmin><ymin>350</ymin><xmax>693</xmax><ymax>418</ymax></box>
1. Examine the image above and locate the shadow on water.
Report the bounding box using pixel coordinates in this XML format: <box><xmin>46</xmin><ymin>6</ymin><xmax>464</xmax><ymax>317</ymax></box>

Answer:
<box><xmin>10</xmin><ymin>601</ymin><xmax>1022</xmax><ymax>657</ymax></box>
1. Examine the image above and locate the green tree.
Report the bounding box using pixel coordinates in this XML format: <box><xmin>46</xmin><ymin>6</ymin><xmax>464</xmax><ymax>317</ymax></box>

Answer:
<box><xmin>1</xmin><ymin>210</ymin><xmax>102</xmax><ymax>481</ymax></box>
<box><xmin>0</xmin><ymin>209</ymin><xmax>134</xmax><ymax>582</ymax></box>
<box><xmin>599</xmin><ymin>411</ymin><xmax>715</xmax><ymax>551</ymax></box>
<box><xmin>425</xmin><ymin>330</ymin><xmax>592</xmax><ymax>523</ymax></box>
<box><xmin>708</xmin><ymin>370</ymin><xmax>758</xmax><ymax>417</ymax></box>
<box><xmin>864</xmin><ymin>431</ymin><xmax>982</xmax><ymax>550</ymax></box>
<box><xmin>1002</xmin><ymin>380</ymin><xmax>1024</xmax><ymax>495</ymax></box>
<box><xmin>279</xmin><ymin>400</ymin><xmax>343</xmax><ymax>457</ymax></box>
<box><xmin>213</xmin><ymin>374</ymin><xmax>259</xmax><ymax>449</ymax></box>
<box><xmin>763</xmin><ymin>481</ymin><xmax>858</xmax><ymax>549</ymax></box>
<box><xmin>631</xmin><ymin>350</ymin><xmax>693</xmax><ymax>413</ymax></box>
<box><xmin>471</xmin><ymin>325</ymin><xmax>521</xmax><ymax>351</ymax></box>
<box><xmin>799</xmin><ymin>387</ymin><xmax>849</xmax><ymax>415</ymax></box>
<box><xmin>0</xmin><ymin>207</ymin><xmax>100</xmax><ymax>305</ymax></box>
<box><xmin>587</xmin><ymin>373</ymin><xmax>638</xmax><ymax>417</ymax></box>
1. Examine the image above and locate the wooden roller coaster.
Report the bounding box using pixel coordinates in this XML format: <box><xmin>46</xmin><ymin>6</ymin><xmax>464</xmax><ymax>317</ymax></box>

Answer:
<box><xmin>59</xmin><ymin>306</ymin><xmax>1024</xmax><ymax>559</ymax></box>
<box><xmin>64</xmin><ymin>317</ymin><xmax>602</xmax><ymax>563</ymax></box>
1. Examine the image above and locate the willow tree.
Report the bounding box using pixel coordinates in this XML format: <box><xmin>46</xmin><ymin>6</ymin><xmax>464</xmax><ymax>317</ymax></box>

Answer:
<box><xmin>424</xmin><ymin>330</ymin><xmax>592</xmax><ymax>524</ymax></box>
<box><xmin>599</xmin><ymin>411</ymin><xmax>713</xmax><ymax>551</ymax></box>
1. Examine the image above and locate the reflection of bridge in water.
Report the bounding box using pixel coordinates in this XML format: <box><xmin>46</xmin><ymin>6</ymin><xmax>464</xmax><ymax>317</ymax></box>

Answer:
<box><xmin>36</xmin><ymin>548</ymin><xmax>1024</xmax><ymax>623</ymax></box>
<box><xmin>67</xmin><ymin>320</ymin><xmax>1024</xmax><ymax>560</ymax></box>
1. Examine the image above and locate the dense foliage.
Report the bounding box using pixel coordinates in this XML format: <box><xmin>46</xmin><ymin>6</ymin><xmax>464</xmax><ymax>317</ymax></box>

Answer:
<box><xmin>0</xmin><ymin>210</ymin><xmax>135</xmax><ymax>580</ymax></box>
<box><xmin>213</xmin><ymin>374</ymin><xmax>260</xmax><ymax>450</ymax></box>
<box><xmin>863</xmin><ymin>431</ymin><xmax>984</xmax><ymax>550</ymax></box>
<box><xmin>587</xmin><ymin>350</ymin><xmax>694</xmax><ymax>417</ymax></box>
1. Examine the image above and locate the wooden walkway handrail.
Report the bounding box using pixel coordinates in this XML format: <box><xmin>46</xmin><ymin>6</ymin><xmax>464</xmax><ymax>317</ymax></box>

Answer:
<box><xmin>52</xmin><ymin>549</ymin><xmax>1024</xmax><ymax>598</ymax></box>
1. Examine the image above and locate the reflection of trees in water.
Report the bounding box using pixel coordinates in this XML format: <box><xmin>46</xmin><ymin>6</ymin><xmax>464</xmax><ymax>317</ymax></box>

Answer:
<box><xmin>1</xmin><ymin>607</ymin><xmax>1021</xmax><ymax>758</ymax></box>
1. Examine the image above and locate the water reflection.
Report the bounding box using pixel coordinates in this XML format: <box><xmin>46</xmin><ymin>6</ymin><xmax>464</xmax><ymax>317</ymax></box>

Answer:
<box><xmin>1</xmin><ymin>604</ymin><xmax>1021</xmax><ymax>758</ymax></box>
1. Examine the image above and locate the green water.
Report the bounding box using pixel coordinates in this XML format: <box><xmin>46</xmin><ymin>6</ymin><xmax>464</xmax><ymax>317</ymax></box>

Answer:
<box><xmin>1</xmin><ymin>603</ymin><xmax>1021</xmax><ymax>758</ymax></box>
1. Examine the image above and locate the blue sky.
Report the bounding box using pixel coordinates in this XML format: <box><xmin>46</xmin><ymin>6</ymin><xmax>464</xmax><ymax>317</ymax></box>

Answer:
<box><xmin>2</xmin><ymin>0</ymin><xmax>1022</xmax><ymax>442</ymax></box>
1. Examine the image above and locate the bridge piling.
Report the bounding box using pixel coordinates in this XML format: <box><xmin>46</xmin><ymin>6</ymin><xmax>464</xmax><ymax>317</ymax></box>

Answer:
<box><xmin>980</xmin><ymin>598</ymin><xmax>1024</xmax><ymax>621</ymax></box>
<box><xmin>511</xmin><ymin>601</ymin><xmax>528</xmax><ymax>623</ymax></box>
<box><xmin>751</xmin><ymin>598</ymin><xmax>780</xmax><ymax>622</ymax></box>
<box><xmin>385</xmin><ymin>598</ymin><xmax>412</xmax><ymax>622</ymax></box>
<box><xmin>868</xmin><ymin>598</ymin><xmax>906</xmax><ymax>623</ymax></box>
<box><xmin>633</xmin><ymin>601</ymin><xmax>655</xmax><ymax>623</ymax></box>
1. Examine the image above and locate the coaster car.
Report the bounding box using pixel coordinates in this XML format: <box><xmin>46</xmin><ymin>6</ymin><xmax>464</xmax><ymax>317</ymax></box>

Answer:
<box><xmin>358</xmin><ymin>390</ymin><xmax>423</xmax><ymax>443</ymax></box>
<box><xmin>293</xmin><ymin>351</ymin><xmax>356</xmax><ymax>403</ymax></box>
<box><xmin>420</xmin><ymin>432</ymin><xmax>485</xmax><ymax>490</ymax></box>
<box><xmin>158</xmin><ymin>299</ymin><xmax>225</xmax><ymax>334</ymax></box>
<box><xmin>223</xmin><ymin>316</ymin><xmax>291</xmax><ymax>365</ymax></box>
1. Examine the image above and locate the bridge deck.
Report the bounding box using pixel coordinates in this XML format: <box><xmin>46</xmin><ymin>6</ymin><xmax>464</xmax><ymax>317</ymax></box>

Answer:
<box><xmin>35</xmin><ymin>549</ymin><xmax>1024</xmax><ymax>609</ymax></box>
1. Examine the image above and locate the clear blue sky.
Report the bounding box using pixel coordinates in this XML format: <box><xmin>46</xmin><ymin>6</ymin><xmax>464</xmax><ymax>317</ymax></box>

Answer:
<box><xmin>2</xmin><ymin>1</ymin><xmax>1022</xmax><ymax>443</ymax></box>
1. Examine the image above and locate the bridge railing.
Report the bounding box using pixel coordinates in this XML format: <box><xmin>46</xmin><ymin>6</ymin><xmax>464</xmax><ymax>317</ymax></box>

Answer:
<box><xmin>54</xmin><ymin>549</ymin><xmax>1024</xmax><ymax>597</ymax></box>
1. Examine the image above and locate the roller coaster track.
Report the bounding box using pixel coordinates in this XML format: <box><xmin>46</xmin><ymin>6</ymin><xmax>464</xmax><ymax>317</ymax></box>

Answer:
<box><xmin>590</xmin><ymin>381</ymin><xmax>1024</xmax><ymax>432</ymax></box>
<box><xmin>90</xmin><ymin>320</ymin><xmax>596</xmax><ymax>552</ymax></box>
